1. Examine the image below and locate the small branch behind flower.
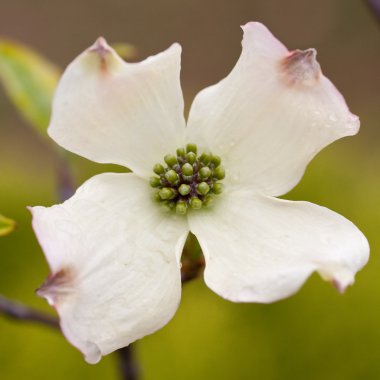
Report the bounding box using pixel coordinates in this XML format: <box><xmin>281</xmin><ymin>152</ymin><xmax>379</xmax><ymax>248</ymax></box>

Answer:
<box><xmin>118</xmin><ymin>345</ymin><xmax>139</xmax><ymax>380</ymax></box>
<box><xmin>56</xmin><ymin>151</ymin><xmax>76</xmax><ymax>202</ymax></box>
<box><xmin>0</xmin><ymin>294</ymin><xmax>59</xmax><ymax>329</ymax></box>
<box><xmin>366</xmin><ymin>0</ymin><xmax>380</xmax><ymax>22</ymax></box>
<box><xmin>181</xmin><ymin>257</ymin><xmax>205</xmax><ymax>283</ymax></box>
<box><xmin>181</xmin><ymin>231</ymin><xmax>205</xmax><ymax>283</ymax></box>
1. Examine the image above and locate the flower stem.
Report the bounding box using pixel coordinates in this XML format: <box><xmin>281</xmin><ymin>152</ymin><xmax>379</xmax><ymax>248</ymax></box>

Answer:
<box><xmin>118</xmin><ymin>345</ymin><xmax>139</xmax><ymax>380</ymax></box>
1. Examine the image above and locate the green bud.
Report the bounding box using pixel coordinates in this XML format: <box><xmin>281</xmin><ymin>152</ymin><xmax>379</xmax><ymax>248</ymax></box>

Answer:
<box><xmin>186</xmin><ymin>152</ymin><xmax>196</xmax><ymax>164</ymax></box>
<box><xmin>164</xmin><ymin>154</ymin><xmax>178</xmax><ymax>167</ymax></box>
<box><xmin>176</xmin><ymin>147</ymin><xmax>185</xmax><ymax>157</ymax></box>
<box><xmin>203</xmin><ymin>195</ymin><xmax>214</xmax><ymax>207</ymax></box>
<box><xmin>199</xmin><ymin>166</ymin><xmax>211</xmax><ymax>179</ymax></box>
<box><xmin>196</xmin><ymin>182</ymin><xmax>210</xmax><ymax>195</ymax></box>
<box><xmin>176</xmin><ymin>201</ymin><xmax>188</xmax><ymax>215</ymax></box>
<box><xmin>165</xmin><ymin>169</ymin><xmax>179</xmax><ymax>184</ymax></box>
<box><xmin>214</xmin><ymin>166</ymin><xmax>225</xmax><ymax>180</ymax></box>
<box><xmin>153</xmin><ymin>191</ymin><xmax>162</xmax><ymax>202</ymax></box>
<box><xmin>210</xmin><ymin>155</ymin><xmax>221</xmax><ymax>167</ymax></box>
<box><xmin>161</xmin><ymin>201</ymin><xmax>176</xmax><ymax>212</ymax></box>
<box><xmin>150</xmin><ymin>176</ymin><xmax>161</xmax><ymax>188</ymax></box>
<box><xmin>153</xmin><ymin>163</ymin><xmax>165</xmax><ymax>175</ymax></box>
<box><xmin>190</xmin><ymin>197</ymin><xmax>202</xmax><ymax>209</ymax></box>
<box><xmin>178</xmin><ymin>184</ymin><xmax>191</xmax><ymax>196</ymax></box>
<box><xmin>186</xmin><ymin>143</ymin><xmax>197</xmax><ymax>154</ymax></box>
<box><xmin>152</xmin><ymin>146</ymin><xmax>224</xmax><ymax>213</ymax></box>
<box><xmin>159</xmin><ymin>187</ymin><xmax>174</xmax><ymax>200</ymax></box>
<box><xmin>199</xmin><ymin>152</ymin><xmax>211</xmax><ymax>165</ymax></box>
<box><xmin>182</xmin><ymin>162</ymin><xmax>194</xmax><ymax>176</ymax></box>
<box><xmin>212</xmin><ymin>182</ymin><xmax>224</xmax><ymax>194</ymax></box>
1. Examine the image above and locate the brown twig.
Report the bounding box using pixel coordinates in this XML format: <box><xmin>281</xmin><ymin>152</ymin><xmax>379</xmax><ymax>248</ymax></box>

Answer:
<box><xmin>181</xmin><ymin>257</ymin><xmax>205</xmax><ymax>284</ymax></box>
<box><xmin>0</xmin><ymin>294</ymin><xmax>59</xmax><ymax>329</ymax></box>
<box><xmin>366</xmin><ymin>0</ymin><xmax>380</xmax><ymax>22</ymax></box>
<box><xmin>118</xmin><ymin>345</ymin><xmax>140</xmax><ymax>380</ymax></box>
<box><xmin>56</xmin><ymin>152</ymin><xmax>75</xmax><ymax>202</ymax></box>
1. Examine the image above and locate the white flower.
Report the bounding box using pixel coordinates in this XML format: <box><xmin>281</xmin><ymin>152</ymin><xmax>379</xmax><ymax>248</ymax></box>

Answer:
<box><xmin>31</xmin><ymin>22</ymin><xmax>369</xmax><ymax>364</ymax></box>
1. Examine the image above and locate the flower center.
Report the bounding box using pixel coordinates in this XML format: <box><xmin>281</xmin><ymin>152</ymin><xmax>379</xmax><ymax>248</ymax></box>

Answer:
<box><xmin>150</xmin><ymin>143</ymin><xmax>225</xmax><ymax>215</ymax></box>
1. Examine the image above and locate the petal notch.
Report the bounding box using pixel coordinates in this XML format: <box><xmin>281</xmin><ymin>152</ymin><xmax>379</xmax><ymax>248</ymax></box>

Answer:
<box><xmin>189</xmin><ymin>190</ymin><xmax>369</xmax><ymax>303</ymax></box>
<box><xmin>187</xmin><ymin>22</ymin><xmax>360</xmax><ymax>196</ymax></box>
<box><xmin>48</xmin><ymin>40</ymin><xmax>186</xmax><ymax>179</ymax></box>
<box><xmin>280</xmin><ymin>49</ymin><xmax>321</xmax><ymax>87</ymax></box>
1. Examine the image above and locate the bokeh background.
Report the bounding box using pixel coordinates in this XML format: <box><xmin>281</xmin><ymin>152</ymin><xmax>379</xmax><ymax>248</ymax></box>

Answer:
<box><xmin>0</xmin><ymin>0</ymin><xmax>379</xmax><ymax>379</ymax></box>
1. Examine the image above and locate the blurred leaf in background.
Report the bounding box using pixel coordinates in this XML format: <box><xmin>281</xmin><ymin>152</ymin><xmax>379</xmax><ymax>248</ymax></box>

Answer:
<box><xmin>111</xmin><ymin>42</ymin><xmax>138</xmax><ymax>60</ymax></box>
<box><xmin>0</xmin><ymin>214</ymin><xmax>16</xmax><ymax>236</ymax></box>
<box><xmin>0</xmin><ymin>40</ymin><xmax>136</xmax><ymax>140</ymax></box>
<box><xmin>0</xmin><ymin>39</ymin><xmax>60</xmax><ymax>137</ymax></box>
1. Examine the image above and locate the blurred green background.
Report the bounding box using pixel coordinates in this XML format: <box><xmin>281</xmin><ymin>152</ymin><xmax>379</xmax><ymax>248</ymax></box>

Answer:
<box><xmin>0</xmin><ymin>0</ymin><xmax>379</xmax><ymax>379</ymax></box>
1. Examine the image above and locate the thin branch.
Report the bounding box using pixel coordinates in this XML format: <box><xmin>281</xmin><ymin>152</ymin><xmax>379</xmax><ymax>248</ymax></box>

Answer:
<box><xmin>118</xmin><ymin>345</ymin><xmax>139</xmax><ymax>380</ymax></box>
<box><xmin>56</xmin><ymin>152</ymin><xmax>75</xmax><ymax>202</ymax></box>
<box><xmin>366</xmin><ymin>0</ymin><xmax>380</xmax><ymax>22</ymax></box>
<box><xmin>0</xmin><ymin>295</ymin><xmax>59</xmax><ymax>329</ymax></box>
<box><xmin>0</xmin><ymin>150</ymin><xmax>74</xmax><ymax>330</ymax></box>
<box><xmin>181</xmin><ymin>257</ymin><xmax>205</xmax><ymax>284</ymax></box>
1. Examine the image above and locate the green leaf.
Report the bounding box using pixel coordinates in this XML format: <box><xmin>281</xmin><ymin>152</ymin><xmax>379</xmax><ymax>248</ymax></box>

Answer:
<box><xmin>0</xmin><ymin>214</ymin><xmax>16</xmax><ymax>236</ymax></box>
<box><xmin>0</xmin><ymin>39</ymin><xmax>60</xmax><ymax>137</ymax></box>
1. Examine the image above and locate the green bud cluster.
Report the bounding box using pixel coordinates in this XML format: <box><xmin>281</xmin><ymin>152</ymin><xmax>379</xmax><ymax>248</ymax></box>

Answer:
<box><xmin>150</xmin><ymin>143</ymin><xmax>225</xmax><ymax>215</ymax></box>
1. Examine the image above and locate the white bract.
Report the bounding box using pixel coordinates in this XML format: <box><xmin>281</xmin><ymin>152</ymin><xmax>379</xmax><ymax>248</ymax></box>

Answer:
<box><xmin>31</xmin><ymin>22</ymin><xmax>369</xmax><ymax>363</ymax></box>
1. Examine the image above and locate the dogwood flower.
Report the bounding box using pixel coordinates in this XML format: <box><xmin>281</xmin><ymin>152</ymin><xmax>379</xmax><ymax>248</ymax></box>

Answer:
<box><xmin>31</xmin><ymin>22</ymin><xmax>369</xmax><ymax>363</ymax></box>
